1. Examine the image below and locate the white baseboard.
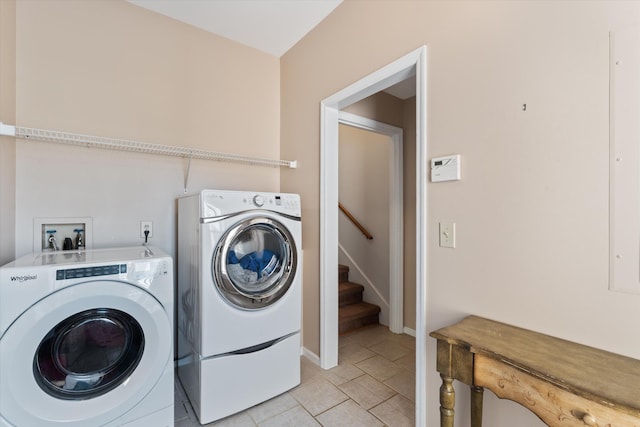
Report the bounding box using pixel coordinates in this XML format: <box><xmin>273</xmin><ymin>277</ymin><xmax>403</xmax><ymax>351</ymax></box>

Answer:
<box><xmin>403</xmin><ymin>327</ymin><xmax>416</xmax><ymax>337</ymax></box>
<box><xmin>301</xmin><ymin>346</ymin><xmax>321</xmax><ymax>366</ymax></box>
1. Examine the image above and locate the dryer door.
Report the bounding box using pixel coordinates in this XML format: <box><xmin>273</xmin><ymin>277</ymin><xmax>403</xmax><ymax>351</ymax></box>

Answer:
<box><xmin>0</xmin><ymin>281</ymin><xmax>171</xmax><ymax>427</ymax></box>
<box><xmin>213</xmin><ymin>216</ymin><xmax>297</xmax><ymax>309</ymax></box>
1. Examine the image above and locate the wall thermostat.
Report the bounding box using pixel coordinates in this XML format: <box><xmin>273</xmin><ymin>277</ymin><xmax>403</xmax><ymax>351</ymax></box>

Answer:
<box><xmin>431</xmin><ymin>154</ymin><xmax>461</xmax><ymax>182</ymax></box>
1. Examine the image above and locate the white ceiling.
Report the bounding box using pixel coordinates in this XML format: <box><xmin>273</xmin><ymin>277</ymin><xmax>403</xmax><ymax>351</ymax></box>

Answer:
<box><xmin>127</xmin><ymin>0</ymin><xmax>343</xmax><ymax>57</ymax></box>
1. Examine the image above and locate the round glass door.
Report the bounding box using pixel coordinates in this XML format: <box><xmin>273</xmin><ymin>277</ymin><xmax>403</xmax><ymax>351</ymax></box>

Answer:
<box><xmin>213</xmin><ymin>216</ymin><xmax>297</xmax><ymax>309</ymax></box>
<box><xmin>0</xmin><ymin>280</ymin><xmax>171</xmax><ymax>427</ymax></box>
<box><xmin>34</xmin><ymin>308</ymin><xmax>145</xmax><ymax>400</ymax></box>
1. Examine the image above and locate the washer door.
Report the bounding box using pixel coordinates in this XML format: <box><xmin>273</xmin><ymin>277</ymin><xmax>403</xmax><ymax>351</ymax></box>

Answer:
<box><xmin>0</xmin><ymin>280</ymin><xmax>171</xmax><ymax>427</ymax></box>
<box><xmin>33</xmin><ymin>308</ymin><xmax>145</xmax><ymax>401</ymax></box>
<box><xmin>213</xmin><ymin>216</ymin><xmax>297</xmax><ymax>309</ymax></box>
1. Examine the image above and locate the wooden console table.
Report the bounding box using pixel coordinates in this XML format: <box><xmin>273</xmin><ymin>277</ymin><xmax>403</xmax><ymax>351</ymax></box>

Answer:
<box><xmin>429</xmin><ymin>316</ymin><xmax>640</xmax><ymax>426</ymax></box>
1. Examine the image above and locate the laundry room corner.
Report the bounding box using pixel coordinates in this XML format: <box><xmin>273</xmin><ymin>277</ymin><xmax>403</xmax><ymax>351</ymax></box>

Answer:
<box><xmin>9</xmin><ymin>0</ymin><xmax>283</xmax><ymax>261</ymax></box>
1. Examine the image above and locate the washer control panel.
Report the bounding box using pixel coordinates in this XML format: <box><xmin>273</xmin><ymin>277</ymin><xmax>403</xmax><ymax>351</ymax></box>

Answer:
<box><xmin>56</xmin><ymin>264</ymin><xmax>126</xmax><ymax>280</ymax></box>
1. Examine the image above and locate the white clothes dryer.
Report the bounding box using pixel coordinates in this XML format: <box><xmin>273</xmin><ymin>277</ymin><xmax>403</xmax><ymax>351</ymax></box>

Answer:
<box><xmin>177</xmin><ymin>189</ymin><xmax>302</xmax><ymax>424</ymax></box>
<box><xmin>0</xmin><ymin>247</ymin><xmax>174</xmax><ymax>427</ymax></box>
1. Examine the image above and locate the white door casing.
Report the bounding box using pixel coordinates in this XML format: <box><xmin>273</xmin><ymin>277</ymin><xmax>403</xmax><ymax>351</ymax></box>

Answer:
<box><xmin>320</xmin><ymin>46</ymin><xmax>428</xmax><ymax>426</ymax></box>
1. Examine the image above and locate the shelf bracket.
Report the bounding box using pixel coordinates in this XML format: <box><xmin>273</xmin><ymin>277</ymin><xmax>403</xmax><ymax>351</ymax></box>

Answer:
<box><xmin>0</xmin><ymin>122</ymin><xmax>16</xmax><ymax>137</ymax></box>
<box><xmin>184</xmin><ymin>153</ymin><xmax>193</xmax><ymax>194</ymax></box>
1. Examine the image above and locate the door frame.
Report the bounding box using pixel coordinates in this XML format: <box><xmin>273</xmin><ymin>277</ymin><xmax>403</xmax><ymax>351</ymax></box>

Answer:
<box><xmin>338</xmin><ymin>111</ymin><xmax>404</xmax><ymax>333</ymax></box>
<box><xmin>320</xmin><ymin>45</ymin><xmax>428</xmax><ymax>426</ymax></box>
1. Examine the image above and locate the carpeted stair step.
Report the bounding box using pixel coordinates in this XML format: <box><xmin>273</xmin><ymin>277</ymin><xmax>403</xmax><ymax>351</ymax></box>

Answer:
<box><xmin>338</xmin><ymin>264</ymin><xmax>349</xmax><ymax>283</ymax></box>
<box><xmin>339</xmin><ymin>281</ymin><xmax>364</xmax><ymax>307</ymax></box>
<box><xmin>337</xmin><ymin>263</ymin><xmax>380</xmax><ymax>334</ymax></box>
<box><xmin>339</xmin><ymin>302</ymin><xmax>381</xmax><ymax>334</ymax></box>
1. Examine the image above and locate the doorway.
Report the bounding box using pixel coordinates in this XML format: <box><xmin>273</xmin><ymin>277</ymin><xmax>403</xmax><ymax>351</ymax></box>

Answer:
<box><xmin>320</xmin><ymin>46</ymin><xmax>428</xmax><ymax>425</ymax></box>
<box><xmin>338</xmin><ymin>112</ymin><xmax>404</xmax><ymax>333</ymax></box>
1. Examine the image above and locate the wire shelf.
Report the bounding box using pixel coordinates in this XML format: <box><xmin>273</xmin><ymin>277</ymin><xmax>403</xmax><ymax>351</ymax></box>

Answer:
<box><xmin>1</xmin><ymin>122</ymin><xmax>296</xmax><ymax>169</ymax></box>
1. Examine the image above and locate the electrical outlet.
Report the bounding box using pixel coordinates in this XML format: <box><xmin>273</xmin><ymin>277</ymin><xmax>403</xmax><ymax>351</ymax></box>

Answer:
<box><xmin>140</xmin><ymin>221</ymin><xmax>153</xmax><ymax>238</ymax></box>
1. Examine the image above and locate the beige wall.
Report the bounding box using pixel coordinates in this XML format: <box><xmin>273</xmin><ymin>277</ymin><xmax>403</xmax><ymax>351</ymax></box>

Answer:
<box><xmin>343</xmin><ymin>91</ymin><xmax>404</xmax><ymax>127</ymax></box>
<box><xmin>6</xmin><ymin>0</ymin><xmax>281</xmax><ymax>259</ymax></box>
<box><xmin>0</xmin><ymin>0</ymin><xmax>16</xmax><ymax>265</ymax></box>
<box><xmin>281</xmin><ymin>1</ymin><xmax>640</xmax><ymax>425</ymax></box>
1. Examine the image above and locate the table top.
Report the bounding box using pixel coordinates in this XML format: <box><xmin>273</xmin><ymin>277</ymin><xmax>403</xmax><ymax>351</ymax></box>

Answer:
<box><xmin>430</xmin><ymin>315</ymin><xmax>640</xmax><ymax>417</ymax></box>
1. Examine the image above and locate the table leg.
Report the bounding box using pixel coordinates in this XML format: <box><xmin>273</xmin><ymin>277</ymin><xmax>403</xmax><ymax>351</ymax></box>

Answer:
<box><xmin>470</xmin><ymin>386</ymin><xmax>484</xmax><ymax>427</ymax></box>
<box><xmin>439</xmin><ymin>373</ymin><xmax>455</xmax><ymax>427</ymax></box>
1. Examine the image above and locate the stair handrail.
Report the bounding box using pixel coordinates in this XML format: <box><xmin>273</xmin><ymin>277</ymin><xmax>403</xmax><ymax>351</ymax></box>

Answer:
<box><xmin>338</xmin><ymin>202</ymin><xmax>373</xmax><ymax>240</ymax></box>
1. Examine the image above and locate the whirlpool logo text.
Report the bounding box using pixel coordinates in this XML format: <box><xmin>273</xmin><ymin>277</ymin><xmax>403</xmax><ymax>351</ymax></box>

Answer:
<box><xmin>10</xmin><ymin>274</ymin><xmax>37</xmax><ymax>283</ymax></box>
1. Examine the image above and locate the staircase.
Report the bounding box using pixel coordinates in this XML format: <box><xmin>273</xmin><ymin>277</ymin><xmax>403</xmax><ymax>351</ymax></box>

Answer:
<box><xmin>339</xmin><ymin>264</ymin><xmax>381</xmax><ymax>334</ymax></box>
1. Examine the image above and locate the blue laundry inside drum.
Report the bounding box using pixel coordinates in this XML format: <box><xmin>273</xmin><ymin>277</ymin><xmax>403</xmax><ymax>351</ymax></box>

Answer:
<box><xmin>227</xmin><ymin>250</ymin><xmax>280</xmax><ymax>290</ymax></box>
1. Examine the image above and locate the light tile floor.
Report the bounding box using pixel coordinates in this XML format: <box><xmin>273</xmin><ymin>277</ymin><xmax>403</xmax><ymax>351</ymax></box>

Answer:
<box><xmin>174</xmin><ymin>325</ymin><xmax>415</xmax><ymax>426</ymax></box>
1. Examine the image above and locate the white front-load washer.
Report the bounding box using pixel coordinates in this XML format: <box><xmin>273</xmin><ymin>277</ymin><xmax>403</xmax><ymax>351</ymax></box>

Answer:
<box><xmin>0</xmin><ymin>246</ymin><xmax>174</xmax><ymax>427</ymax></box>
<box><xmin>177</xmin><ymin>189</ymin><xmax>302</xmax><ymax>424</ymax></box>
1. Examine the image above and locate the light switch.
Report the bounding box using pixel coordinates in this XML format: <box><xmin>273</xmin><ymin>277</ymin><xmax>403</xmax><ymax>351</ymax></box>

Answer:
<box><xmin>439</xmin><ymin>222</ymin><xmax>455</xmax><ymax>248</ymax></box>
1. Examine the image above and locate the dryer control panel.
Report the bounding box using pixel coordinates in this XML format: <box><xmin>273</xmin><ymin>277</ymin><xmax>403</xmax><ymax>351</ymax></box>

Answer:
<box><xmin>248</xmin><ymin>193</ymin><xmax>301</xmax><ymax>217</ymax></box>
<box><xmin>200</xmin><ymin>190</ymin><xmax>301</xmax><ymax>218</ymax></box>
